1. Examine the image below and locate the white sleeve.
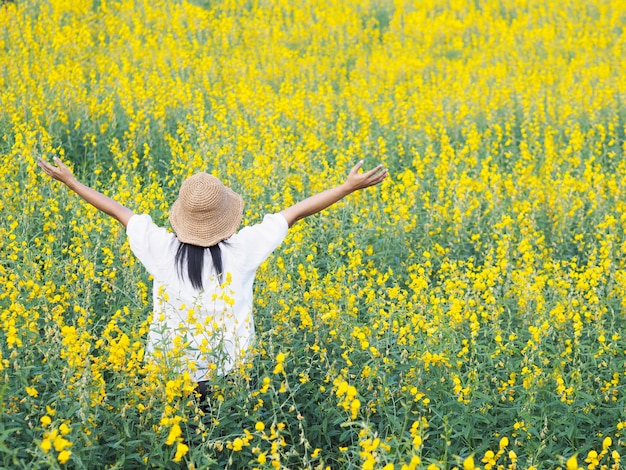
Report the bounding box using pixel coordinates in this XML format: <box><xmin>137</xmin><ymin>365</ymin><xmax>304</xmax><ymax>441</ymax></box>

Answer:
<box><xmin>234</xmin><ymin>213</ymin><xmax>289</xmax><ymax>272</ymax></box>
<box><xmin>126</xmin><ymin>214</ymin><xmax>176</xmax><ymax>277</ymax></box>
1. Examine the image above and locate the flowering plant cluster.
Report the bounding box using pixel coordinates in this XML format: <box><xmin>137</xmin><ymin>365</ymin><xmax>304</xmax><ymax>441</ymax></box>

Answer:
<box><xmin>1</xmin><ymin>0</ymin><xmax>625</xmax><ymax>468</ymax></box>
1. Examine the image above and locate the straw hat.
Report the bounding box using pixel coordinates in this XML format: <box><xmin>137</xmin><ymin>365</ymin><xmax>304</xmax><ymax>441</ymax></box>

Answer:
<box><xmin>169</xmin><ymin>172</ymin><xmax>244</xmax><ymax>247</ymax></box>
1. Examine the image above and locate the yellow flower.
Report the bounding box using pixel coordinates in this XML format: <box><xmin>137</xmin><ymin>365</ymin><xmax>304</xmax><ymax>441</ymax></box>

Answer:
<box><xmin>40</xmin><ymin>438</ymin><xmax>52</xmax><ymax>453</ymax></box>
<box><xmin>165</xmin><ymin>423</ymin><xmax>182</xmax><ymax>445</ymax></box>
<box><xmin>463</xmin><ymin>455</ymin><xmax>475</xmax><ymax>470</ymax></box>
<box><xmin>26</xmin><ymin>387</ymin><xmax>38</xmax><ymax>397</ymax></box>
<box><xmin>612</xmin><ymin>450</ymin><xmax>620</xmax><ymax>463</ymax></box>
<box><xmin>40</xmin><ymin>416</ymin><xmax>52</xmax><ymax>427</ymax></box>
<box><xmin>255</xmin><ymin>421</ymin><xmax>265</xmax><ymax>432</ymax></box>
<box><xmin>57</xmin><ymin>450</ymin><xmax>71</xmax><ymax>464</ymax></box>
<box><xmin>53</xmin><ymin>435</ymin><xmax>72</xmax><ymax>452</ymax></box>
<box><xmin>482</xmin><ymin>449</ymin><xmax>495</xmax><ymax>465</ymax></box>
<box><xmin>173</xmin><ymin>442</ymin><xmax>189</xmax><ymax>462</ymax></box>
<box><xmin>585</xmin><ymin>450</ymin><xmax>599</xmax><ymax>466</ymax></box>
<box><xmin>232</xmin><ymin>438</ymin><xmax>244</xmax><ymax>451</ymax></box>
<box><xmin>566</xmin><ymin>455</ymin><xmax>579</xmax><ymax>470</ymax></box>
<box><xmin>350</xmin><ymin>398</ymin><xmax>361</xmax><ymax>419</ymax></box>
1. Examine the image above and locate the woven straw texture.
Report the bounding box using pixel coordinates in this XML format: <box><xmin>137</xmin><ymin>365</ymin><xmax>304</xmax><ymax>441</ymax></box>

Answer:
<box><xmin>169</xmin><ymin>173</ymin><xmax>244</xmax><ymax>247</ymax></box>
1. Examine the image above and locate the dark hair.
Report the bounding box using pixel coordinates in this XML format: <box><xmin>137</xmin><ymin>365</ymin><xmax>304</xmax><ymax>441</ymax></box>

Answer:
<box><xmin>175</xmin><ymin>242</ymin><xmax>224</xmax><ymax>290</ymax></box>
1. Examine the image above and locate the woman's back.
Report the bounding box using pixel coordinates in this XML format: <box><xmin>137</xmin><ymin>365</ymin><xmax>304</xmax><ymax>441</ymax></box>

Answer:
<box><xmin>127</xmin><ymin>212</ymin><xmax>288</xmax><ymax>381</ymax></box>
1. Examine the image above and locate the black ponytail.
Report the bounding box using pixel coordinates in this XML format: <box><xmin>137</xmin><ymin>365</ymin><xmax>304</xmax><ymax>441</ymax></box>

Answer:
<box><xmin>208</xmin><ymin>245</ymin><xmax>223</xmax><ymax>284</ymax></box>
<box><xmin>175</xmin><ymin>242</ymin><xmax>224</xmax><ymax>290</ymax></box>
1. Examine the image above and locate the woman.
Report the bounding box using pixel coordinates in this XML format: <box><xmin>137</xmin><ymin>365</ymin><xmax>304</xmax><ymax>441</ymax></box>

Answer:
<box><xmin>38</xmin><ymin>156</ymin><xmax>387</xmax><ymax>396</ymax></box>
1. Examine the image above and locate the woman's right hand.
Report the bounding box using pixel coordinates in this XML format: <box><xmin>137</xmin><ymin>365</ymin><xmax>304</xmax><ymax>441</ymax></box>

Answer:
<box><xmin>38</xmin><ymin>156</ymin><xmax>77</xmax><ymax>186</ymax></box>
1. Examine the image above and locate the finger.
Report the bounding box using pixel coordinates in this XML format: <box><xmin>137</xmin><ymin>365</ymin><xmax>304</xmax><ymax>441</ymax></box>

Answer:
<box><xmin>364</xmin><ymin>165</ymin><xmax>387</xmax><ymax>180</ymax></box>
<box><xmin>38</xmin><ymin>157</ymin><xmax>53</xmax><ymax>173</ymax></box>
<box><xmin>40</xmin><ymin>156</ymin><xmax>56</xmax><ymax>168</ymax></box>
<box><xmin>369</xmin><ymin>169</ymin><xmax>388</xmax><ymax>184</ymax></box>
<box><xmin>363</xmin><ymin>163</ymin><xmax>384</xmax><ymax>177</ymax></box>
<box><xmin>351</xmin><ymin>160</ymin><xmax>364</xmax><ymax>174</ymax></box>
<box><xmin>52</xmin><ymin>156</ymin><xmax>65</xmax><ymax>169</ymax></box>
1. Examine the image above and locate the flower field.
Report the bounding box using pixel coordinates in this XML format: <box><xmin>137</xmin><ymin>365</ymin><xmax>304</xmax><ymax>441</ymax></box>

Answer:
<box><xmin>1</xmin><ymin>0</ymin><xmax>626</xmax><ymax>468</ymax></box>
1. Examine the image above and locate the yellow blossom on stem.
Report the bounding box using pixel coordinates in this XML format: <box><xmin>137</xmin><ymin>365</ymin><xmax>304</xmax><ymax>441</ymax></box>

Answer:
<box><xmin>58</xmin><ymin>450</ymin><xmax>71</xmax><ymax>464</ymax></box>
<box><xmin>165</xmin><ymin>423</ymin><xmax>182</xmax><ymax>446</ymax></box>
<box><xmin>173</xmin><ymin>442</ymin><xmax>189</xmax><ymax>462</ymax></box>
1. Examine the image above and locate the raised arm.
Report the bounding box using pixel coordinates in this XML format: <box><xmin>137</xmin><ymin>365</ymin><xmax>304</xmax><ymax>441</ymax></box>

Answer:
<box><xmin>38</xmin><ymin>157</ymin><xmax>135</xmax><ymax>228</ymax></box>
<box><xmin>280</xmin><ymin>160</ymin><xmax>387</xmax><ymax>228</ymax></box>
